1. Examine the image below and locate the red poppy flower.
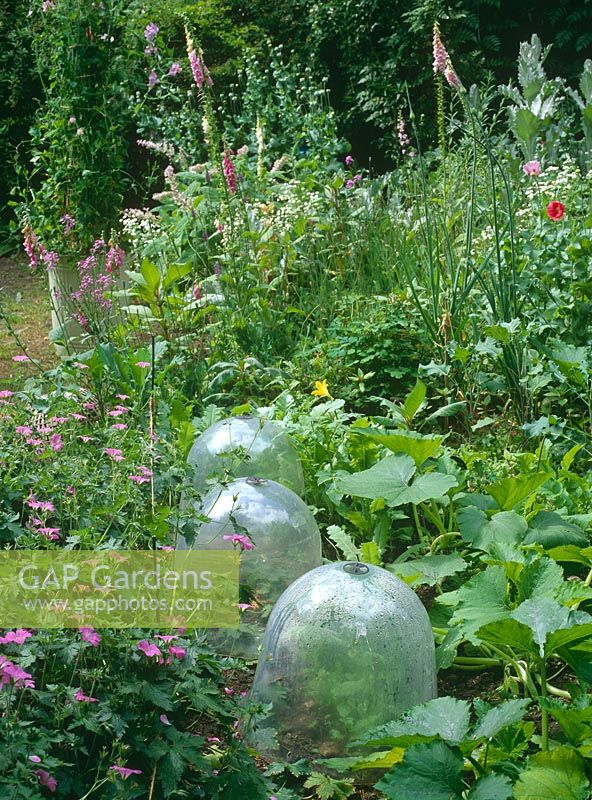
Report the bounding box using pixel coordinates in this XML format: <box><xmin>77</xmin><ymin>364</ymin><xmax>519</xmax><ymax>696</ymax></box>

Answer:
<box><xmin>547</xmin><ymin>200</ymin><xmax>565</xmax><ymax>221</ymax></box>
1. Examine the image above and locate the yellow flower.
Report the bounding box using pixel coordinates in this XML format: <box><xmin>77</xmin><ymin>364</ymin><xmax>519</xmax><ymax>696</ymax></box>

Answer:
<box><xmin>312</xmin><ymin>379</ymin><xmax>332</xmax><ymax>399</ymax></box>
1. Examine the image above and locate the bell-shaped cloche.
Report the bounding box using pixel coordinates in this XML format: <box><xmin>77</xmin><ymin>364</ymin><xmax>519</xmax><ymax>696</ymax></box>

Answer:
<box><xmin>178</xmin><ymin>477</ymin><xmax>322</xmax><ymax>658</ymax></box>
<box><xmin>187</xmin><ymin>415</ymin><xmax>305</xmax><ymax>497</ymax></box>
<box><xmin>248</xmin><ymin>561</ymin><xmax>437</xmax><ymax>759</ymax></box>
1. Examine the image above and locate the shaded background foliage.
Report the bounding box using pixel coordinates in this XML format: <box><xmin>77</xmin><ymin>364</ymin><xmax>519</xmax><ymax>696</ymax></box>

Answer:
<box><xmin>1</xmin><ymin>0</ymin><xmax>592</xmax><ymax>241</ymax></box>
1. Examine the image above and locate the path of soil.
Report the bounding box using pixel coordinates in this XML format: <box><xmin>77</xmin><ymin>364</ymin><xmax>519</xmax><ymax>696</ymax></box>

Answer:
<box><xmin>0</xmin><ymin>257</ymin><xmax>56</xmax><ymax>387</ymax></box>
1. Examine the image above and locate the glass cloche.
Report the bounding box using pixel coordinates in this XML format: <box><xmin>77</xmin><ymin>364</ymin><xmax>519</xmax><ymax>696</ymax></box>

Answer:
<box><xmin>248</xmin><ymin>562</ymin><xmax>437</xmax><ymax>759</ymax></box>
<box><xmin>187</xmin><ymin>415</ymin><xmax>305</xmax><ymax>497</ymax></box>
<box><xmin>178</xmin><ymin>477</ymin><xmax>322</xmax><ymax>658</ymax></box>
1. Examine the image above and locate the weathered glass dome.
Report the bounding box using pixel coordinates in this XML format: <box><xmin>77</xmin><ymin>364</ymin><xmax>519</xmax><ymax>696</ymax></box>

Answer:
<box><xmin>249</xmin><ymin>562</ymin><xmax>437</xmax><ymax>760</ymax></box>
<box><xmin>187</xmin><ymin>415</ymin><xmax>305</xmax><ymax>497</ymax></box>
<box><xmin>178</xmin><ymin>477</ymin><xmax>322</xmax><ymax>658</ymax></box>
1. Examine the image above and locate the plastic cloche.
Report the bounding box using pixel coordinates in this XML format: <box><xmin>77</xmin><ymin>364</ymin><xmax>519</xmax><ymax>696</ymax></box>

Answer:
<box><xmin>178</xmin><ymin>477</ymin><xmax>322</xmax><ymax>658</ymax></box>
<box><xmin>248</xmin><ymin>561</ymin><xmax>437</xmax><ymax>760</ymax></box>
<box><xmin>187</xmin><ymin>415</ymin><xmax>305</xmax><ymax>497</ymax></box>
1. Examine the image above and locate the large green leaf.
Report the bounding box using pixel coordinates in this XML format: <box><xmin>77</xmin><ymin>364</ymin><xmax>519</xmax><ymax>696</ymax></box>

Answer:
<box><xmin>458</xmin><ymin>507</ymin><xmax>527</xmax><ymax>551</ymax></box>
<box><xmin>470</xmin><ymin>699</ymin><xmax>530</xmax><ymax>741</ymax></box>
<box><xmin>447</xmin><ymin>566</ymin><xmax>510</xmax><ymax>643</ymax></box>
<box><xmin>389</xmin><ymin>554</ymin><xmax>467</xmax><ymax>587</ymax></box>
<box><xmin>476</xmin><ymin>618</ymin><xmax>537</xmax><ymax>655</ymax></box>
<box><xmin>486</xmin><ymin>473</ymin><xmax>551</xmax><ymax>510</ymax></box>
<box><xmin>524</xmin><ymin>511</ymin><xmax>589</xmax><ymax>548</ymax></box>
<box><xmin>511</xmin><ymin>598</ymin><xmax>592</xmax><ymax>656</ymax></box>
<box><xmin>353</xmin><ymin>429</ymin><xmax>443</xmax><ymax>466</ymax></box>
<box><xmin>403</xmin><ymin>379</ymin><xmax>427</xmax><ymax>421</ymax></box>
<box><xmin>361</xmin><ymin>697</ymin><xmax>471</xmax><ymax>747</ymax></box>
<box><xmin>513</xmin><ymin>747</ymin><xmax>589</xmax><ymax>800</ymax></box>
<box><xmin>375</xmin><ymin>741</ymin><xmax>464</xmax><ymax>800</ymax></box>
<box><xmin>334</xmin><ymin>455</ymin><xmax>457</xmax><ymax>507</ymax></box>
<box><xmin>467</xmin><ymin>774</ymin><xmax>513</xmax><ymax>800</ymax></box>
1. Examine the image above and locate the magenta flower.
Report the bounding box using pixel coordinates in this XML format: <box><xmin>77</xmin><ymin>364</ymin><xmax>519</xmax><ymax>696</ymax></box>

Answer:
<box><xmin>188</xmin><ymin>47</ymin><xmax>212</xmax><ymax>89</ymax></box>
<box><xmin>224</xmin><ymin>687</ymin><xmax>234</xmax><ymax>696</ymax></box>
<box><xmin>136</xmin><ymin>361</ymin><xmax>150</xmax><ymax>368</ymax></box>
<box><xmin>75</xmin><ymin>689</ymin><xmax>98</xmax><ymax>703</ymax></box>
<box><xmin>238</xmin><ymin>603</ymin><xmax>254</xmax><ymax>612</ymax></box>
<box><xmin>0</xmin><ymin>656</ymin><xmax>35</xmax><ymax>689</ymax></box>
<box><xmin>0</xmin><ymin>390</ymin><xmax>14</xmax><ymax>400</ymax></box>
<box><xmin>26</xmin><ymin>495</ymin><xmax>55</xmax><ymax>513</ymax></box>
<box><xmin>137</xmin><ymin>640</ymin><xmax>162</xmax><ymax>658</ymax></box>
<box><xmin>523</xmin><ymin>160</ymin><xmax>542</xmax><ymax>176</ymax></box>
<box><xmin>78</xmin><ymin>435</ymin><xmax>93</xmax><ymax>443</ymax></box>
<box><xmin>222</xmin><ymin>533</ymin><xmax>254</xmax><ymax>550</ymax></box>
<box><xmin>110</xmin><ymin>765</ymin><xmax>143</xmax><ymax>779</ymax></box>
<box><xmin>0</xmin><ymin>629</ymin><xmax>32</xmax><ymax>645</ymax></box>
<box><xmin>207</xmin><ymin>736</ymin><xmax>222</xmax><ymax>743</ymax></box>
<box><xmin>116</xmin><ymin>394</ymin><xmax>130</xmax><ymax>401</ymax></box>
<box><xmin>51</xmin><ymin>434</ymin><xmax>63</xmax><ymax>452</ymax></box>
<box><xmin>344</xmin><ymin>155</ymin><xmax>354</xmax><ymax>167</ymax></box>
<box><xmin>73</xmin><ymin>361</ymin><xmax>89</xmax><ymax>370</ymax></box>
<box><xmin>155</xmin><ymin>634</ymin><xmax>177</xmax><ymax>642</ymax></box>
<box><xmin>112</xmin><ymin>423</ymin><xmax>128</xmax><ymax>430</ymax></box>
<box><xmin>168</xmin><ymin>645</ymin><xmax>186</xmax><ymax>659</ymax></box>
<box><xmin>160</xmin><ymin>713</ymin><xmax>171</xmax><ymax>725</ymax></box>
<box><xmin>223</xmin><ymin>150</ymin><xmax>237</xmax><ymax>194</ymax></box>
<box><xmin>79</xmin><ymin>627</ymin><xmax>101</xmax><ymax>647</ymax></box>
<box><xmin>105</xmin><ymin>448</ymin><xmax>124</xmax><ymax>462</ymax></box>
<box><xmin>12</xmin><ymin>355</ymin><xmax>30</xmax><ymax>362</ymax></box>
<box><xmin>16</xmin><ymin>426</ymin><xmax>33</xmax><ymax>435</ymax></box>
<box><xmin>148</xmin><ymin>70</ymin><xmax>159</xmax><ymax>88</ymax></box>
<box><xmin>35</xmin><ymin>769</ymin><xmax>57</xmax><ymax>792</ymax></box>
<box><xmin>29</xmin><ymin>755</ymin><xmax>42</xmax><ymax>763</ymax></box>
<box><xmin>168</xmin><ymin>62</ymin><xmax>182</xmax><ymax>76</ymax></box>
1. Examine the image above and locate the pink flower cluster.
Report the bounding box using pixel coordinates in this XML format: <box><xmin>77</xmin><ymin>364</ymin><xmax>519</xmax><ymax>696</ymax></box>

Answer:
<box><xmin>22</xmin><ymin>224</ymin><xmax>59</xmax><ymax>272</ymax></box>
<box><xmin>223</xmin><ymin>150</ymin><xmax>237</xmax><ymax>194</ymax></box>
<box><xmin>129</xmin><ymin>465</ymin><xmax>153</xmax><ymax>484</ymax></box>
<box><xmin>222</xmin><ymin>533</ymin><xmax>254</xmax><ymax>551</ymax></box>
<box><xmin>0</xmin><ymin>654</ymin><xmax>35</xmax><ymax>689</ymax></box>
<box><xmin>432</xmin><ymin>24</ymin><xmax>461</xmax><ymax>89</ymax></box>
<box><xmin>188</xmin><ymin>47</ymin><xmax>212</xmax><ymax>90</ymax></box>
<box><xmin>137</xmin><ymin>636</ymin><xmax>186</xmax><ymax>664</ymax></box>
<box><xmin>345</xmin><ymin>173</ymin><xmax>362</xmax><ymax>190</ymax></box>
<box><xmin>0</xmin><ymin>629</ymin><xmax>32</xmax><ymax>645</ymax></box>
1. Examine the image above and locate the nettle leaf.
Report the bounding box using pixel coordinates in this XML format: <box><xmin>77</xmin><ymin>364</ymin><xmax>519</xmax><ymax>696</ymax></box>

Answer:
<box><xmin>467</xmin><ymin>773</ymin><xmax>513</xmax><ymax>800</ymax></box>
<box><xmin>362</xmin><ymin>697</ymin><xmax>471</xmax><ymax>747</ymax></box>
<box><xmin>375</xmin><ymin>741</ymin><xmax>464</xmax><ymax>800</ymax></box>
<box><xmin>470</xmin><ymin>699</ymin><xmax>531</xmax><ymax>741</ymax></box>
<box><xmin>352</xmin><ymin>429</ymin><xmax>443</xmax><ymax>466</ymax></box>
<box><xmin>486</xmin><ymin>473</ymin><xmax>551</xmax><ymax>510</ymax></box>
<box><xmin>389</xmin><ymin>554</ymin><xmax>467</xmax><ymax>587</ymax></box>
<box><xmin>334</xmin><ymin>455</ymin><xmax>457</xmax><ymax>507</ymax></box>
<box><xmin>458</xmin><ymin>507</ymin><xmax>527</xmax><ymax>551</ymax></box>
<box><xmin>303</xmin><ymin>772</ymin><xmax>355</xmax><ymax>800</ymax></box>
<box><xmin>326</xmin><ymin>525</ymin><xmax>360</xmax><ymax>561</ymax></box>
<box><xmin>524</xmin><ymin>511</ymin><xmax>589</xmax><ymax>548</ymax></box>
<box><xmin>447</xmin><ymin>566</ymin><xmax>510</xmax><ymax>643</ymax></box>
<box><xmin>513</xmin><ymin>746</ymin><xmax>589</xmax><ymax>800</ymax></box>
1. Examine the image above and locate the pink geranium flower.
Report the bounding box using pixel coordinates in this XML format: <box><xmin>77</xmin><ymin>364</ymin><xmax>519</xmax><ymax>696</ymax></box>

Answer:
<box><xmin>168</xmin><ymin>645</ymin><xmax>185</xmax><ymax>659</ymax></box>
<box><xmin>105</xmin><ymin>448</ymin><xmax>124</xmax><ymax>462</ymax></box>
<box><xmin>137</xmin><ymin>640</ymin><xmax>162</xmax><ymax>658</ymax></box>
<box><xmin>222</xmin><ymin>533</ymin><xmax>254</xmax><ymax>550</ymax></box>
<box><xmin>160</xmin><ymin>713</ymin><xmax>171</xmax><ymax>725</ymax></box>
<box><xmin>12</xmin><ymin>355</ymin><xmax>30</xmax><ymax>362</ymax></box>
<box><xmin>79</xmin><ymin>627</ymin><xmax>101</xmax><ymax>647</ymax></box>
<box><xmin>110</xmin><ymin>765</ymin><xmax>143</xmax><ymax>779</ymax></box>
<box><xmin>0</xmin><ymin>629</ymin><xmax>32</xmax><ymax>645</ymax></box>
<box><xmin>75</xmin><ymin>688</ymin><xmax>98</xmax><ymax>703</ymax></box>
